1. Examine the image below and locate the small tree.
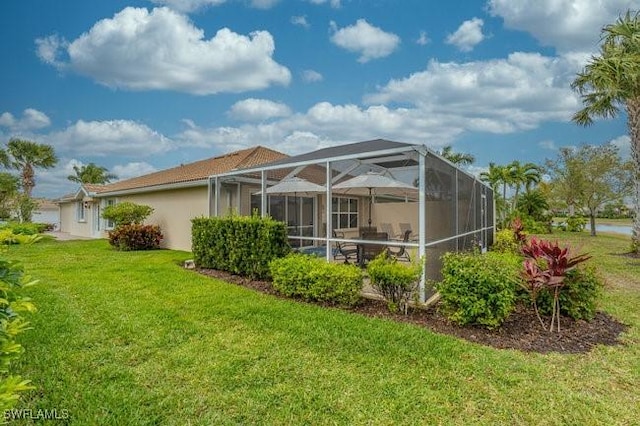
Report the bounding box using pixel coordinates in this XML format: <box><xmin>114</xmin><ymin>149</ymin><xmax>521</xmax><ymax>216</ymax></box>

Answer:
<box><xmin>102</xmin><ymin>202</ymin><xmax>153</xmax><ymax>226</ymax></box>
<box><xmin>521</xmin><ymin>238</ymin><xmax>591</xmax><ymax>332</ymax></box>
<box><xmin>546</xmin><ymin>144</ymin><xmax>632</xmax><ymax>236</ymax></box>
<box><xmin>0</xmin><ymin>173</ymin><xmax>19</xmax><ymax>220</ymax></box>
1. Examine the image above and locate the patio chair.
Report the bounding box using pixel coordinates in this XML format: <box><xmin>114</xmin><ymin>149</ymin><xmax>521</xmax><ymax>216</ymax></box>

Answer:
<box><xmin>386</xmin><ymin>229</ymin><xmax>412</xmax><ymax>262</ymax></box>
<box><xmin>399</xmin><ymin>223</ymin><xmax>412</xmax><ymax>235</ymax></box>
<box><xmin>379</xmin><ymin>223</ymin><xmax>397</xmax><ymax>238</ymax></box>
<box><xmin>359</xmin><ymin>231</ymin><xmax>389</xmax><ymax>266</ymax></box>
<box><xmin>332</xmin><ymin>230</ymin><xmax>359</xmax><ymax>264</ymax></box>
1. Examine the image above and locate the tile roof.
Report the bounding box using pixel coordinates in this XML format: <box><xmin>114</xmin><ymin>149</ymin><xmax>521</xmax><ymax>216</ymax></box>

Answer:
<box><xmin>96</xmin><ymin>146</ymin><xmax>287</xmax><ymax>195</ymax></box>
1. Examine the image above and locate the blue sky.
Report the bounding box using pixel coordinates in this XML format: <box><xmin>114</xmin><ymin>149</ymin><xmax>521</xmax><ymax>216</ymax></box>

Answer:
<box><xmin>0</xmin><ymin>0</ymin><xmax>637</xmax><ymax>198</ymax></box>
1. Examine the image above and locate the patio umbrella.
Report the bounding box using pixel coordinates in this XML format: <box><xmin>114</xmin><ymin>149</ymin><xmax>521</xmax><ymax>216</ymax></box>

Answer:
<box><xmin>332</xmin><ymin>171</ymin><xmax>417</xmax><ymax>226</ymax></box>
<box><xmin>257</xmin><ymin>177</ymin><xmax>326</xmax><ymax>240</ymax></box>
<box><xmin>260</xmin><ymin>176</ymin><xmax>326</xmax><ymax>196</ymax></box>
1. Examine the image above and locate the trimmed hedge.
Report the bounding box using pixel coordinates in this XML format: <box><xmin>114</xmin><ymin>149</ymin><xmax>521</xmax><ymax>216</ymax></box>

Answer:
<box><xmin>192</xmin><ymin>216</ymin><xmax>290</xmax><ymax>280</ymax></box>
<box><xmin>367</xmin><ymin>253</ymin><xmax>422</xmax><ymax>313</ymax></box>
<box><xmin>270</xmin><ymin>254</ymin><xmax>363</xmax><ymax>306</ymax></box>
<box><xmin>437</xmin><ymin>251</ymin><xmax>521</xmax><ymax>328</ymax></box>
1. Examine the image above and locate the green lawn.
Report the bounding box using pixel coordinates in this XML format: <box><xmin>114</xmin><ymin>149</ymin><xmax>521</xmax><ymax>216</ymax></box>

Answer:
<box><xmin>5</xmin><ymin>235</ymin><xmax>640</xmax><ymax>425</ymax></box>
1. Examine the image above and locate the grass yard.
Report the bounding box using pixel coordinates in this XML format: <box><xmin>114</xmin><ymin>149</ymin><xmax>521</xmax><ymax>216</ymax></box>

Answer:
<box><xmin>5</xmin><ymin>235</ymin><xmax>640</xmax><ymax>425</ymax></box>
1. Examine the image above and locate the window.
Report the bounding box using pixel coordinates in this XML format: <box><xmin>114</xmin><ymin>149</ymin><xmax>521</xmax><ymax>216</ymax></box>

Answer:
<box><xmin>76</xmin><ymin>201</ymin><xmax>86</xmax><ymax>222</ymax></box>
<box><xmin>331</xmin><ymin>197</ymin><xmax>358</xmax><ymax>230</ymax></box>
<box><xmin>104</xmin><ymin>199</ymin><xmax>116</xmax><ymax>229</ymax></box>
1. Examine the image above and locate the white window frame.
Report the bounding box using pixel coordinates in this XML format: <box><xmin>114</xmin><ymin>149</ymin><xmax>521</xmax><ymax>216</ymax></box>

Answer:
<box><xmin>76</xmin><ymin>201</ymin><xmax>86</xmax><ymax>222</ymax></box>
<box><xmin>331</xmin><ymin>196</ymin><xmax>359</xmax><ymax>230</ymax></box>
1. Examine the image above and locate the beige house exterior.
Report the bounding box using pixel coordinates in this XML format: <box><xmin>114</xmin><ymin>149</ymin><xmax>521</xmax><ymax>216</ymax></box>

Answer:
<box><xmin>57</xmin><ymin>146</ymin><xmax>288</xmax><ymax>251</ymax></box>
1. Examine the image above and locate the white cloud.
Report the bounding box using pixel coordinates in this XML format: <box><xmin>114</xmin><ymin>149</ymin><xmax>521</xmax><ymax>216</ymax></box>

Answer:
<box><xmin>228</xmin><ymin>98</ymin><xmax>292</xmax><ymax>121</ymax></box>
<box><xmin>366</xmin><ymin>52</ymin><xmax>580</xmax><ymax>133</ymax></box>
<box><xmin>309</xmin><ymin>0</ymin><xmax>341</xmax><ymax>8</ymax></box>
<box><xmin>330</xmin><ymin>19</ymin><xmax>400</xmax><ymax>63</ymax></box>
<box><xmin>149</xmin><ymin>0</ymin><xmax>226</xmax><ymax>13</ymax></box>
<box><xmin>249</xmin><ymin>0</ymin><xmax>280</xmax><ymax>9</ymax></box>
<box><xmin>446</xmin><ymin>17</ymin><xmax>485</xmax><ymax>52</ymax></box>
<box><xmin>36</xmin><ymin>158</ymin><xmax>84</xmax><ymax>198</ymax></box>
<box><xmin>488</xmin><ymin>0</ymin><xmax>635</xmax><ymax>53</ymax></box>
<box><xmin>112</xmin><ymin>162</ymin><xmax>158</xmax><ymax>180</ymax></box>
<box><xmin>301</xmin><ymin>69</ymin><xmax>323</xmax><ymax>83</ymax></box>
<box><xmin>45</xmin><ymin>119</ymin><xmax>174</xmax><ymax>157</ymax></box>
<box><xmin>291</xmin><ymin>15</ymin><xmax>310</xmax><ymax>28</ymax></box>
<box><xmin>175</xmin><ymin>101</ymin><xmax>463</xmax><ymax>155</ymax></box>
<box><xmin>416</xmin><ymin>31</ymin><xmax>430</xmax><ymax>46</ymax></box>
<box><xmin>610</xmin><ymin>135</ymin><xmax>631</xmax><ymax>159</ymax></box>
<box><xmin>36</xmin><ymin>7</ymin><xmax>291</xmax><ymax>95</ymax></box>
<box><xmin>467</xmin><ymin>165</ymin><xmax>489</xmax><ymax>179</ymax></box>
<box><xmin>539</xmin><ymin>140</ymin><xmax>558</xmax><ymax>150</ymax></box>
<box><xmin>0</xmin><ymin>108</ymin><xmax>51</xmax><ymax>131</ymax></box>
<box><xmin>35</xmin><ymin>35</ymin><xmax>68</xmax><ymax>67</ymax></box>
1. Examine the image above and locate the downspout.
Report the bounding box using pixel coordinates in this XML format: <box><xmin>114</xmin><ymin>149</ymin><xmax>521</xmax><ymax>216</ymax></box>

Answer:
<box><xmin>207</xmin><ymin>177</ymin><xmax>212</xmax><ymax>217</ymax></box>
<box><xmin>261</xmin><ymin>170</ymin><xmax>267</xmax><ymax>218</ymax></box>
<box><xmin>213</xmin><ymin>176</ymin><xmax>220</xmax><ymax>217</ymax></box>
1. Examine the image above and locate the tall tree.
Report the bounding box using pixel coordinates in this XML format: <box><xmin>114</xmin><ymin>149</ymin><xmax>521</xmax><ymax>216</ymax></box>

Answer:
<box><xmin>508</xmin><ymin>161</ymin><xmax>542</xmax><ymax>209</ymax></box>
<box><xmin>1</xmin><ymin>138</ymin><xmax>58</xmax><ymax>198</ymax></box>
<box><xmin>440</xmin><ymin>145</ymin><xmax>475</xmax><ymax>166</ymax></box>
<box><xmin>480</xmin><ymin>162</ymin><xmax>511</xmax><ymax>222</ymax></box>
<box><xmin>67</xmin><ymin>163</ymin><xmax>117</xmax><ymax>184</ymax></box>
<box><xmin>546</xmin><ymin>144</ymin><xmax>632</xmax><ymax>236</ymax></box>
<box><xmin>571</xmin><ymin>10</ymin><xmax>640</xmax><ymax>251</ymax></box>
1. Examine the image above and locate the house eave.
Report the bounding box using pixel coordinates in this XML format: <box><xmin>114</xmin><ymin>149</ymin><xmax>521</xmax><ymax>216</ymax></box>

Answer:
<box><xmin>94</xmin><ymin>179</ymin><xmax>208</xmax><ymax>197</ymax></box>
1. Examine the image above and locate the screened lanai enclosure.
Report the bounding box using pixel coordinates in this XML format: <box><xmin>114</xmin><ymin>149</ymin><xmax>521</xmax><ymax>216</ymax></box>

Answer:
<box><xmin>208</xmin><ymin>139</ymin><xmax>494</xmax><ymax>301</ymax></box>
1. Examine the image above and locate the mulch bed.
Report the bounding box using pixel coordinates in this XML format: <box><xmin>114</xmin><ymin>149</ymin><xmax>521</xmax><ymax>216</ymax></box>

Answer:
<box><xmin>195</xmin><ymin>268</ymin><xmax>629</xmax><ymax>354</ymax></box>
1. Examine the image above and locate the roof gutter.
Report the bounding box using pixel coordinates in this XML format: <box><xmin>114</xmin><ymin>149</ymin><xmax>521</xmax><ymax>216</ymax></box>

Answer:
<box><xmin>93</xmin><ymin>179</ymin><xmax>208</xmax><ymax>198</ymax></box>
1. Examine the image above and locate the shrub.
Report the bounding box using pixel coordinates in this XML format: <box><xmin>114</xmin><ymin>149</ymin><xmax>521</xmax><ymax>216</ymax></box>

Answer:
<box><xmin>102</xmin><ymin>202</ymin><xmax>153</xmax><ymax>226</ymax></box>
<box><xmin>437</xmin><ymin>251</ymin><xmax>520</xmax><ymax>328</ymax></box>
<box><xmin>108</xmin><ymin>224</ymin><xmax>163</xmax><ymax>251</ymax></box>
<box><xmin>0</xmin><ymin>222</ymin><xmax>47</xmax><ymax>236</ymax></box>
<box><xmin>192</xmin><ymin>215</ymin><xmax>290</xmax><ymax>280</ymax></box>
<box><xmin>535</xmin><ymin>266</ymin><xmax>603</xmax><ymax>321</ymax></box>
<box><xmin>492</xmin><ymin>229</ymin><xmax>520</xmax><ymax>254</ymax></box>
<box><xmin>0</xmin><ymin>230</ymin><xmax>41</xmax><ymax>245</ymax></box>
<box><xmin>0</xmin><ymin>252</ymin><xmax>37</xmax><ymax>412</ymax></box>
<box><xmin>270</xmin><ymin>254</ymin><xmax>363</xmax><ymax>306</ymax></box>
<box><xmin>566</xmin><ymin>216</ymin><xmax>587</xmax><ymax>232</ymax></box>
<box><xmin>367</xmin><ymin>253</ymin><xmax>422</xmax><ymax>313</ymax></box>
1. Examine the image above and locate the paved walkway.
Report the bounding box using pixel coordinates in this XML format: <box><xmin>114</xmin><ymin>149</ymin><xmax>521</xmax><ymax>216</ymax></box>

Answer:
<box><xmin>45</xmin><ymin>231</ymin><xmax>94</xmax><ymax>241</ymax></box>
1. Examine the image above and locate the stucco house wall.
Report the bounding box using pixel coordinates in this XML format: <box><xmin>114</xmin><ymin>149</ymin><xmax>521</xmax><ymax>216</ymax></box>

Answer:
<box><xmin>59</xmin><ymin>201</ymin><xmax>93</xmax><ymax>237</ymax></box>
<box><xmin>114</xmin><ymin>185</ymin><xmax>208</xmax><ymax>251</ymax></box>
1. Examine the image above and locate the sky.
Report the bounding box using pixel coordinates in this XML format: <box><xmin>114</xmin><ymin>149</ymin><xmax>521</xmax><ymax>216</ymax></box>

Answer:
<box><xmin>1</xmin><ymin>0</ymin><xmax>638</xmax><ymax>198</ymax></box>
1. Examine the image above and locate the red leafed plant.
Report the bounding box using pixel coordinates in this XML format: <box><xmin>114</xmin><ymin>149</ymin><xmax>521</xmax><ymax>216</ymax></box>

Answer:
<box><xmin>521</xmin><ymin>237</ymin><xmax>591</xmax><ymax>332</ymax></box>
<box><xmin>511</xmin><ymin>217</ymin><xmax>527</xmax><ymax>244</ymax></box>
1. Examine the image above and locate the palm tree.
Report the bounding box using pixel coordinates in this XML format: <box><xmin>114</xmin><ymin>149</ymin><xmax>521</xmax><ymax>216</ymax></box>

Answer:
<box><xmin>508</xmin><ymin>161</ymin><xmax>542</xmax><ymax>209</ymax></box>
<box><xmin>1</xmin><ymin>138</ymin><xmax>58</xmax><ymax>198</ymax></box>
<box><xmin>480</xmin><ymin>163</ymin><xmax>510</xmax><ymax>222</ymax></box>
<box><xmin>440</xmin><ymin>145</ymin><xmax>475</xmax><ymax>166</ymax></box>
<box><xmin>571</xmin><ymin>10</ymin><xmax>640</xmax><ymax>252</ymax></box>
<box><xmin>68</xmin><ymin>163</ymin><xmax>117</xmax><ymax>184</ymax></box>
